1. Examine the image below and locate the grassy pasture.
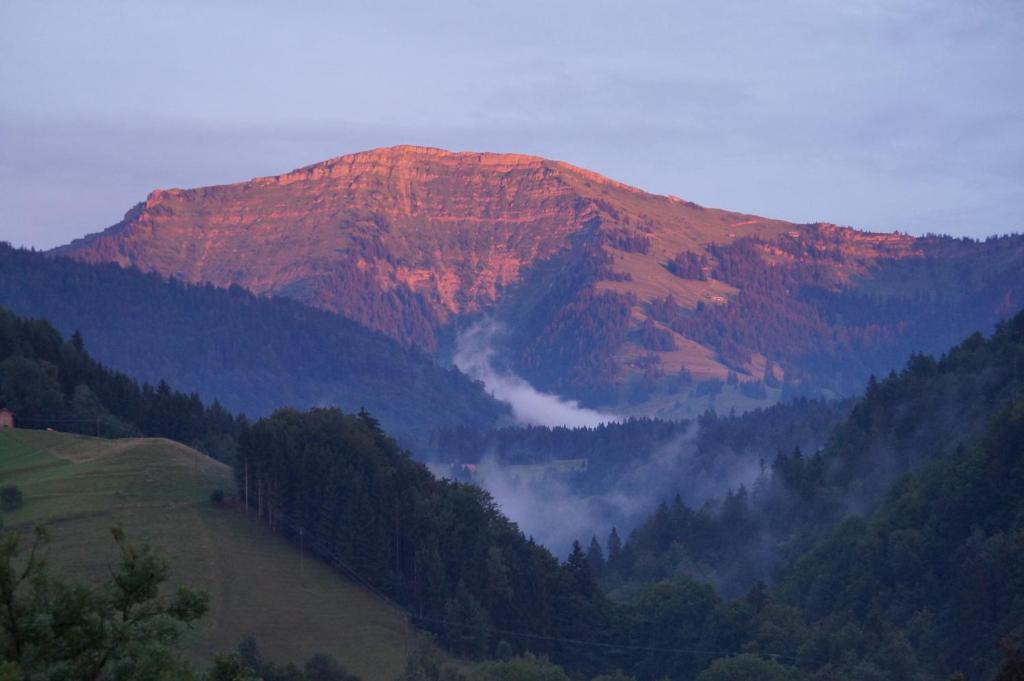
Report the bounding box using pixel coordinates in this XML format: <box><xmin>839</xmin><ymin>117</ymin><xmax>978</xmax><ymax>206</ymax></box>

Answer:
<box><xmin>0</xmin><ymin>428</ymin><xmax>422</xmax><ymax>681</ymax></box>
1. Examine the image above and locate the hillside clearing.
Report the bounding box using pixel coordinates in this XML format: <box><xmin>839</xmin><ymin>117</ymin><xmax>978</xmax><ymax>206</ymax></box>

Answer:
<box><xmin>0</xmin><ymin>428</ymin><xmax>423</xmax><ymax>681</ymax></box>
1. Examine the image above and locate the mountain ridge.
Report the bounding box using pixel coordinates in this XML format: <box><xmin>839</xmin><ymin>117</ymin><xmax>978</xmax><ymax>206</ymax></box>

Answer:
<box><xmin>0</xmin><ymin>244</ymin><xmax>507</xmax><ymax>448</ymax></box>
<box><xmin>54</xmin><ymin>145</ymin><xmax>1024</xmax><ymax>407</ymax></box>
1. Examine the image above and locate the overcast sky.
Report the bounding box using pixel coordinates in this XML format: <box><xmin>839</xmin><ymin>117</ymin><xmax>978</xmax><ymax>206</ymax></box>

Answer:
<box><xmin>1</xmin><ymin>0</ymin><xmax>1021</xmax><ymax>249</ymax></box>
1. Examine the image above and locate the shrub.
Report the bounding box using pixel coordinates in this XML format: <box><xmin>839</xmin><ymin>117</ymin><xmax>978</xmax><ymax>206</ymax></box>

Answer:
<box><xmin>0</xmin><ymin>485</ymin><xmax>22</xmax><ymax>512</ymax></box>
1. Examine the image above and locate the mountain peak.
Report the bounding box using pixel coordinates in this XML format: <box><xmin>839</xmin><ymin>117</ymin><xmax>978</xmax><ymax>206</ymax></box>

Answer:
<box><xmin>53</xmin><ymin>145</ymin><xmax>803</xmax><ymax>363</ymax></box>
<box><xmin>55</xmin><ymin>146</ymin><xmax>992</xmax><ymax>397</ymax></box>
<box><xmin>271</xmin><ymin>144</ymin><xmax>610</xmax><ymax>187</ymax></box>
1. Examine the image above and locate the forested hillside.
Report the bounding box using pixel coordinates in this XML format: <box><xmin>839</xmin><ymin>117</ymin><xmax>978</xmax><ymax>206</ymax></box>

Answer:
<box><xmin>235</xmin><ymin>389</ymin><xmax>1024</xmax><ymax>680</ymax></box>
<box><xmin>599</xmin><ymin>310</ymin><xmax>1024</xmax><ymax>601</ymax></box>
<box><xmin>427</xmin><ymin>398</ymin><xmax>848</xmax><ymax>506</ymax></box>
<box><xmin>236</xmin><ymin>407</ymin><xmax>611</xmax><ymax>672</ymax></box>
<box><xmin>0</xmin><ymin>306</ymin><xmax>243</xmax><ymax>460</ymax></box>
<box><xmin>0</xmin><ymin>244</ymin><xmax>507</xmax><ymax>447</ymax></box>
<box><xmin>235</xmin><ymin>313</ymin><xmax>1024</xmax><ymax>680</ymax></box>
<box><xmin>779</xmin><ymin>402</ymin><xmax>1024</xmax><ymax>678</ymax></box>
<box><xmin>4</xmin><ymin>264</ymin><xmax>1021</xmax><ymax>680</ymax></box>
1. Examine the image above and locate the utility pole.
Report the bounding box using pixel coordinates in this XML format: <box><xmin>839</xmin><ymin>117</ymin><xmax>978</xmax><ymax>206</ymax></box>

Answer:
<box><xmin>299</xmin><ymin>527</ymin><xmax>305</xmax><ymax>577</ymax></box>
<box><xmin>395</xmin><ymin>498</ymin><xmax>401</xmax><ymax>575</ymax></box>
<box><xmin>244</xmin><ymin>458</ymin><xmax>249</xmax><ymax>515</ymax></box>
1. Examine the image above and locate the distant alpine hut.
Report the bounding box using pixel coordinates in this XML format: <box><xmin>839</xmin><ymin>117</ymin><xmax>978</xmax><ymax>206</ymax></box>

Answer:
<box><xmin>0</xmin><ymin>409</ymin><xmax>13</xmax><ymax>429</ymax></box>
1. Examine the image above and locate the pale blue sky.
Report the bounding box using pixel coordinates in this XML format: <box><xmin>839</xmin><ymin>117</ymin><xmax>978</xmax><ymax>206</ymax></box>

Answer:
<box><xmin>1</xmin><ymin>0</ymin><xmax>1021</xmax><ymax>249</ymax></box>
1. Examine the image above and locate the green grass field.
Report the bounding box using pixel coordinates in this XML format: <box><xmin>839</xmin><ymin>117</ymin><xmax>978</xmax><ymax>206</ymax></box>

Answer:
<box><xmin>0</xmin><ymin>428</ymin><xmax>423</xmax><ymax>681</ymax></box>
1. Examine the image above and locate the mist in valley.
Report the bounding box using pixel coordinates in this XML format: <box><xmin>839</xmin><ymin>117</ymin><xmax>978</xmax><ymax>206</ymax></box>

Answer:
<box><xmin>453</xmin><ymin>319</ymin><xmax>617</xmax><ymax>429</ymax></box>
<box><xmin>471</xmin><ymin>429</ymin><xmax>769</xmax><ymax>557</ymax></box>
<box><xmin>449</xmin><ymin>320</ymin><xmax>779</xmax><ymax>556</ymax></box>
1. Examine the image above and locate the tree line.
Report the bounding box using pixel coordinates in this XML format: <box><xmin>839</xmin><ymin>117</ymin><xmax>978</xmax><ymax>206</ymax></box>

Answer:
<box><xmin>0</xmin><ymin>306</ymin><xmax>244</xmax><ymax>461</ymax></box>
<box><xmin>0</xmin><ymin>244</ymin><xmax>506</xmax><ymax>449</ymax></box>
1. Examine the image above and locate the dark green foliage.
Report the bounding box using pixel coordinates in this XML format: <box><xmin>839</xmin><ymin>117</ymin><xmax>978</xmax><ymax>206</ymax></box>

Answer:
<box><xmin>610</xmin><ymin>313</ymin><xmax>1024</xmax><ymax>599</ymax></box>
<box><xmin>992</xmin><ymin>635</ymin><xmax>1024</xmax><ymax>681</ymax></box>
<box><xmin>236</xmin><ymin>407</ymin><xmax>851</xmax><ymax>680</ymax></box>
<box><xmin>236</xmin><ymin>637</ymin><xmax>360</xmax><ymax>681</ymax></box>
<box><xmin>445</xmin><ymin>582</ymin><xmax>491</xmax><ymax>659</ymax></box>
<box><xmin>519</xmin><ymin>288</ymin><xmax>637</xmax><ymax>396</ymax></box>
<box><xmin>779</xmin><ymin>402</ymin><xmax>1024</xmax><ymax>679</ymax></box>
<box><xmin>0</xmin><ymin>525</ymin><xmax>208</xmax><ymax>680</ymax></box>
<box><xmin>236</xmin><ymin>407</ymin><xmax>610</xmax><ymax>665</ymax></box>
<box><xmin>229</xmin><ymin>392</ymin><xmax>1024</xmax><ymax>680</ymax></box>
<box><xmin>206</xmin><ymin>654</ymin><xmax>260</xmax><ymax>681</ymax></box>
<box><xmin>603</xmin><ymin>229</ymin><xmax>651</xmax><ymax>255</ymax></box>
<box><xmin>428</xmin><ymin>418</ymin><xmax>691</xmax><ymax>484</ymax></box>
<box><xmin>0</xmin><ymin>488</ymin><xmax>21</xmax><ymax>513</ymax></box>
<box><xmin>0</xmin><ymin>244</ymin><xmax>506</xmax><ymax>449</ymax></box>
<box><xmin>491</xmin><ymin>237</ymin><xmax>640</xmax><ymax>400</ymax></box>
<box><xmin>694</xmin><ymin>654</ymin><xmax>802</xmax><ymax>681</ymax></box>
<box><xmin>305</xmin><ymin>653</ymin><xmax>361</xmax><ymax>681</ymax></box>
<box><xmin>427</xmin><ymin>398</ymin><xmax>846</xmax><ymax>504</ymax></box>
<box><xmin>396</xmin><ymin>645</ymin><xmax>467</xmax><ymax>681</ymax></box>
<box><xmin>471</xmin><ymin>654</ymin><xmax>573</xmax><ymax>681</ymax></box>
<box><xmin>585</xmin><ymin>537</ymin><xmax>605</xmax><ymax>575</ymax></box>
<box><xmin>634</xmin><ymin>319</ymin><xmax>676</xmax><ymax>352</ymax></box>
<box><xmin>0</xmin><ymin>306</ymin><xmax>244</xmax><ymax>460</ymax></box>
<box><xmin>665</xmin><ymin>251</ymin><xmax>708</xmax><ymax>281</ymax></box>
<box><xmin>584</xmin><ymin>311</ymin><xmax>1024</xmax><ymax>680</ymax></box>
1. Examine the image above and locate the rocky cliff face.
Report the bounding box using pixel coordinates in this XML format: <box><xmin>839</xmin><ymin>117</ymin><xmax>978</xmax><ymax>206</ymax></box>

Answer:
<box><xmin>57</xmin><ymin>145</ymin><xmax>1024</xmax><ymax>406</ymax></box>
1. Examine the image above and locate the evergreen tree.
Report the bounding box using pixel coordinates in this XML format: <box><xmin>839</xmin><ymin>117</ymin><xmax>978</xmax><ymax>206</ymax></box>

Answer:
<box><xmin>565</xmin><ymin>541</ymin><xmax>595</xmax><ymax>599</ymax></box>
<box><xmin>444</xmin><ymin>581</ymin><xmax>491</xmax><ymax>659</ymax></box>
<box><xmin>585</xmin><ymin>536</ymin><xmax>605</xmax><ymax>577</ymax></box>
<box><xmin>606</xmin><ymin>528</ymin><xmax>623</xmax><ymax>574</ymax></box>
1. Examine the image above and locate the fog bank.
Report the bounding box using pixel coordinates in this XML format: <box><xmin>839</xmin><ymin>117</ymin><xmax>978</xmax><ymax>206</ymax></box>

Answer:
<box><xmin>453</xmin><ymin>319</ymin><xmax>616</xmax><ymax>429</ymax></box>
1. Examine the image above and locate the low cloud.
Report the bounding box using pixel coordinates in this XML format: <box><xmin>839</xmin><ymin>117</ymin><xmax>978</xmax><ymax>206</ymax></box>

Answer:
<box><xmin>453</xmin><ymin>319</ymin><xmax>617</xmax><ymax>428</ymax></box>
<box><xmin>474</xmin><ymin>455</ymin><xmax>641</xmax><ymax>554</ymax></box>
<box><xmin>470</xmin><ymin>424</ymin><xmax>765</xmax><ymax>556</ymax></box>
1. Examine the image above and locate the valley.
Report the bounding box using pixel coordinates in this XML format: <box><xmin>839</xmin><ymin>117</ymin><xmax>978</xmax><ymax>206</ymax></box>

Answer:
<box><xmin>4</xmin><ymin>4</ymin><xmax>1022</xmax><ymax>680</ymax></box>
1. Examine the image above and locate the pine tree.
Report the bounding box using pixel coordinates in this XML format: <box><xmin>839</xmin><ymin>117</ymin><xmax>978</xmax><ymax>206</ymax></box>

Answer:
<box><xmin>606</xmin><ymin>527</ymin><xmax>623</xmax><ymax>574</ymax></box>
<box><xmin>443</xmin><ymin>581</ymin><xmax>491</xmax><ymax>659</ymax></box>
<box><xmin>585</xmin><ymin>536</ymin><xmax>605</xmax><ymax>577</ymax></box>
<box><xmin>565</xmin><ymin>540</ymin><xmax>595</xmax><ymax>598</ymax></box>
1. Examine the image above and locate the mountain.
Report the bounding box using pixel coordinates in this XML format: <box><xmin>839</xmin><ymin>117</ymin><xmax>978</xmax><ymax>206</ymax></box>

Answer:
<box><xmin>0</xmin><ymin>246</ymin><xmax>507</xmax><ymax>448</ymax></box>
<box><xmin>55</xmin><ymin>145</ymin><xmax>1024</xmax><ymax>406</ymax></box>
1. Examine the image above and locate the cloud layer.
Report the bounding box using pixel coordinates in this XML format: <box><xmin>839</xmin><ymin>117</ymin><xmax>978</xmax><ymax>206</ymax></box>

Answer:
<box><xmin>453</xmin><ymin>320</ymin><xmax>616</xmax><ymax>429</ymax></box>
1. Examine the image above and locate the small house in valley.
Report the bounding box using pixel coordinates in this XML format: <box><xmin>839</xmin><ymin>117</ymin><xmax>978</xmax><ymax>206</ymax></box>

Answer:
<box><xmin>0</xmin><ymin>409</ymin><xmax>14</xmax><ymax>429</ymax></box>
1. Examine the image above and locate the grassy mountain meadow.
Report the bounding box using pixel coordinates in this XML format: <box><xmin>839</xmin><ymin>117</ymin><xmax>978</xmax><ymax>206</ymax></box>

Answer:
<box><xmin>0</xmin><ymin>428</ymin><xmax>424</xmax><ymax>681</ymax></box>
